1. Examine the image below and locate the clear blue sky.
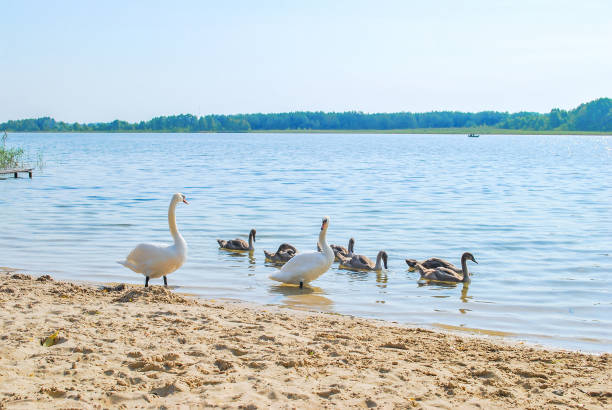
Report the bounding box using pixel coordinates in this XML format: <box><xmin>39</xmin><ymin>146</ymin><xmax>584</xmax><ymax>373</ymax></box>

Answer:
<box><xmin>1</xmin><ymin>0</ymin><xmax>611</xmax><ymax>123</ymax></box>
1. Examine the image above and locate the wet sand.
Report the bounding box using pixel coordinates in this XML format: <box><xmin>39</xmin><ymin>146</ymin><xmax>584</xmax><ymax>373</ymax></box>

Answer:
<box><xmin>0</xmin><ymin>270</ymin><xmax>610</xmax><ymax>409</ymax></box>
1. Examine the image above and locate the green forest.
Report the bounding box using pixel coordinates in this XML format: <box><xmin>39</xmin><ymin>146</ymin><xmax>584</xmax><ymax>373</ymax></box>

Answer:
<box><xmin>2</xmin><ymin>98</ymin><xmax>611</xmax><ymax>133</ymax></box>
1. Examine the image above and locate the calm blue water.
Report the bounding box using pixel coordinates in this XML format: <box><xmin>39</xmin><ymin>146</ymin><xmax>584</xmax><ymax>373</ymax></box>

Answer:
<box><xmin>1</xmin><ymin>132</ymin><xmax>611</xmax><ymax>352</ymax></box>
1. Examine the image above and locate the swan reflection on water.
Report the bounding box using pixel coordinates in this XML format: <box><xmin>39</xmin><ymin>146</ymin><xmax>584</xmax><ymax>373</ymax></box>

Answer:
<box><xmin>217</xmin><ymin>248</ymin><xmax>254</xmax><ymax>258</ymax></box>
<box><xmin>460</xmin><ymin>283</ymin><xmax>471</xmax><ymax>303</ymax></box>
<box><xmin>218</xmin><ymin>249</ymin><xmax>256</xmax><ymax>269</ymax></box>
<box><xmin>375</xmin><ymin>271</ymin><xmax>388</xmax><ymax>286</ymax></box>
<box><xmin>417</xmin><ymin>280</ymin><xmax>472</xmax><ymax>304</ymax></box>
<box><xmin>336</xmin><ymin>268</ymin><xmax>369</xmax><ymax>282</ymax></box>
<box><xmin>268</xmin><ymin>284</ymin><xmax>334</xmax><ymax>311</ymax></box>
<box><xmin>246</xmin><ymin>253</ymin><xmax>256</xmax><ymax>270</ymax></box>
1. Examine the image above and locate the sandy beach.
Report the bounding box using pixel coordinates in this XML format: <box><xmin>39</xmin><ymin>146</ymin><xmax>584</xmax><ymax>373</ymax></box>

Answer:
<box><xmin>0</xmin><ymin>269</ymin><xmax>609</xmax><ymax>409</ymax></box>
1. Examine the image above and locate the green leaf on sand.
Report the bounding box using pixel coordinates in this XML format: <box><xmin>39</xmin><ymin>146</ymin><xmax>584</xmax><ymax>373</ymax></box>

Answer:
<box><xmin>40</xmin><ymin>330</ymin><xmax>59</xmax><ymax>347</ymax></box>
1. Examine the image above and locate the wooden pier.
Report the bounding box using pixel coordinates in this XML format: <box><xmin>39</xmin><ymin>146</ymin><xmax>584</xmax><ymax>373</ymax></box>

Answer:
<box><xmin>0</xmin><ymin>168</ymin><xmax>33</xmax><ymax>178</ymax></box>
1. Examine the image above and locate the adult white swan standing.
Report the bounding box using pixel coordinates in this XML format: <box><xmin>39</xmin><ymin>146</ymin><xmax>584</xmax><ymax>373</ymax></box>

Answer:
<box><xmin>117</xmin><ymin>193</ymin><xmax>189</xmax><ymax>287</ymax></box>
<box><xmin>269</xmin><ymin>217</ymin><xmax>334</xmax><ymax>288</ymax></box>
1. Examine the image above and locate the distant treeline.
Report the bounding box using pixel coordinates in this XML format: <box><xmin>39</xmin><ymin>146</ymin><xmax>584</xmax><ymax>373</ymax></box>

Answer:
<box><xmin>2</xmin><ymin>98</ymin><xmax>611</xmax><ymax>133</ymax></box>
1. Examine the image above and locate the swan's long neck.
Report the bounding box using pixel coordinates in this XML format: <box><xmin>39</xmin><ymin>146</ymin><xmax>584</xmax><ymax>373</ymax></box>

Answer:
<box><xmin>168</xmin><ymin>199</ymin><xmax>184</xmax><ymax>246</ymax></box>
<box><xmin>248</xmin><ymin>231</ymin><xmax>254</xmax><ymax>250</ymax></box>
<box><xmin>319</xmin><ymin>227</ymin><xmax>333</xmax><ymax>261</ymax></box>
<box><xmin>375</xmin><ymin>252</ymin><xmax>383</xmax><ymax>271</ymax></box>
<box><xmin>461</xmin><ymin>257</ymin><xmax>470</xmax><ymax>282</ymax></box>
<box><xmin>348</xmin><ymin>239</ymin><xmax>354</xmax><ymax>256</ymax></box>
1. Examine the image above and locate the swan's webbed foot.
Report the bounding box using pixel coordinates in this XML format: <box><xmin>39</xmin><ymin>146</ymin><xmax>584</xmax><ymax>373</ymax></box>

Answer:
<box><xmin>163</xmin><ymin>276</ymin><xmax>168</xmax><ymax>287</ymax></box>
<box><xmin>299</xmin><ymin>281</ymin><xmax>303</xmax><ymax>289</ymax></box>
<box><xmin>145</xmin><ymin>276</ymin><xmax>150</xmax><ymax>288</ymax></box>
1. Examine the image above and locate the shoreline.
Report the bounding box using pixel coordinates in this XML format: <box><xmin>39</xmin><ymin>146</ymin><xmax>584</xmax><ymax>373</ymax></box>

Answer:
<box><xmin>1</xmin><ymin>270</ymin><xmax>610</xmax><ymax>408</ymax></box>
<box><xmin>3</xmin><ymin>129</ymin><xmax>612</xmax><ymax>135</ymax></box>
<box><xmin>7</xmin><ymin>268</ymin><xmax>608</xmax><ymax>355</ymax></box>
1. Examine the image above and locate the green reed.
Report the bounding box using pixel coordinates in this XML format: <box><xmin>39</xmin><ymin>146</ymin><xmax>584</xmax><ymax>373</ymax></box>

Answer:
<box><xmin>1</xmin><ymin>131</ymin><xmax>26</xmax><ymax>170</ymax></box>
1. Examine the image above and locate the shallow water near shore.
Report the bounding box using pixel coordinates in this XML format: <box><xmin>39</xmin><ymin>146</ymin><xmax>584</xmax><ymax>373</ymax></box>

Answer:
<box><xmin>1</xmin><ymin>132</ymin><xmax>611</xmax><ymax>352</ymax></box>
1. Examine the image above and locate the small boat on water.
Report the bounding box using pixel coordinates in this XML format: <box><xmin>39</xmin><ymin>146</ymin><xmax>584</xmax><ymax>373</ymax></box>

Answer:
<box><xmin>467</xmin><ymin>133</ymin><xmax>479</xmax><ymax>138</ymax></box>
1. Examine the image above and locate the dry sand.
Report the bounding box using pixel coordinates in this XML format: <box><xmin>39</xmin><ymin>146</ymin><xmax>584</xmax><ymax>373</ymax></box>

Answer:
<box><xmin>0</xmin><ymin>269</ymin><xmax>610</xmax><ymax>409</ymax></box>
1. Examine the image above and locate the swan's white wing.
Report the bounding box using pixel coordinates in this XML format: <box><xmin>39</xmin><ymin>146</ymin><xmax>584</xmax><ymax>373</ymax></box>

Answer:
<box><xmin>281</xmin><ymin>251</ymin><xmax>326</xmax><ymax>273</ymax></box>
<box><xmin>126</xmin><ymin>242</ymin><xmax>166</xmax><ymax>256</ymax></box>
<box><xmin>269</xmin><ymin>251</ymin><xmax>328</xmax><ymax>283</ymax></box>
<box><xmin>120</xmin><ymin>243</ymin><xmax>178</xmax><ymax>276</ymax></box>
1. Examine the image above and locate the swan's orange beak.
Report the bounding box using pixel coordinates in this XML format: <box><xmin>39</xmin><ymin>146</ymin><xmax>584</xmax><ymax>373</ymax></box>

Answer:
<box><xmin>321</xmin><ymin>221</ymin><xmax>328</xmax><ymax>230</ymax></box>
<box><xmin>183</xmin><ymin>198</ymin><xmax>189</xmax><ymax>204</ymax></box>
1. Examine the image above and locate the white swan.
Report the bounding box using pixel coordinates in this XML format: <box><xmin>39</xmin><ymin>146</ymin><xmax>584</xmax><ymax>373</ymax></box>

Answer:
<box><xmin>117</xmin><ymin>193</ymin><xmax>188</xmax><ymax>287</ymax></box>
<box><xmin>269</xmin><ymin>217</ymin><xmax>334</xmax><ymax>288</ymax></box>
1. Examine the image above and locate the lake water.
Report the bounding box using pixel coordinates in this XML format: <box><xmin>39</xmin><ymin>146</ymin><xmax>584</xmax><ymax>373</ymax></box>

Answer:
<box><xmin>1</xmin><ymin>132</ymin><xmax>611</xmax><ymax>352</ymax></box>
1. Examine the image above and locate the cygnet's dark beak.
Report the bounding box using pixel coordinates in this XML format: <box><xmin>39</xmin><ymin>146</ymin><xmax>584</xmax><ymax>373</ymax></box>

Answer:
<box><xmin>473</xmin><ymin>259</ymin><xmax>478</xmax><ymax>264</ymax></box>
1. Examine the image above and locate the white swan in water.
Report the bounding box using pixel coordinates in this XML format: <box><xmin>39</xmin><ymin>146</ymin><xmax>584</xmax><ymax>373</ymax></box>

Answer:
<box><xmin>269</xmin><ymin>217</ymin><xmax>334</xmax><ymax>288</ymax></box>
<box><xmin>117</xmin><ymin>193</ymin><xmax>188</xmax><ymax>287</ymax></box>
